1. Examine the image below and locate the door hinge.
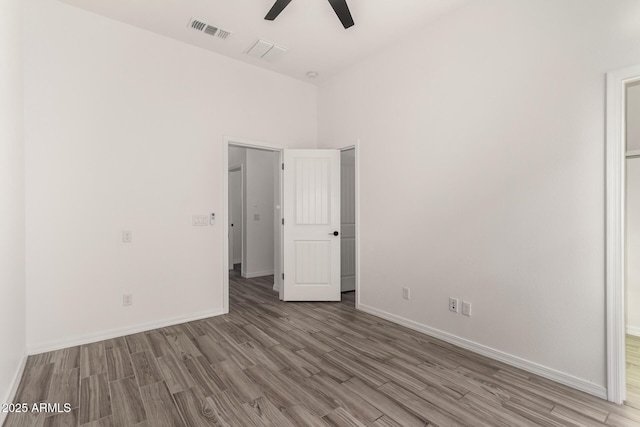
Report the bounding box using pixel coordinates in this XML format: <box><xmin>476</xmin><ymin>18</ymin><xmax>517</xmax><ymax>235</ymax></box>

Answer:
<box><xmin>282</xmin><ymin>273</ymin><xmax>284</xmax><ymax>280</ymax></box>
<box><xmin>282</xmin><ymin>218</ymin><xmax>284</xmax><ymax>225</ymax></box>
<box><xmin>282</xmin><ymin>163</ymin><xmax>284</xmax><ymax>170</ymax></box>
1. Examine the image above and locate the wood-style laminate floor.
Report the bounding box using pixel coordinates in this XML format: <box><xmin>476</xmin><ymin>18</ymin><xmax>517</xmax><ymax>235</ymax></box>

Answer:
<box><xmin>628</xmin><ymin>334</ymin><xmax>640</xmax><ymax>410</ymax></box>
<box><xmin>5</xmin><ymin>271</ymin><xmax>640</xmax><ymax>426</ymax></box>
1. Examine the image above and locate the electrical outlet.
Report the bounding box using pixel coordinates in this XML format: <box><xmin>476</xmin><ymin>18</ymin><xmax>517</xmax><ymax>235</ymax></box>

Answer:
<box><xmin>122</xmin><ymin>230</ymin><xmax>132</xmax><ymax>243</ymax></box>
<box><xmin>123</xmin><ymin>294</ymin><xmax>133</xmax><ymax>306</ymax></box>
<box><xmin>402</xmin><ymin>287</ymin><xmax>410</xmax><ymax>300</ymax></box>
<box><xmin>449</xmin><ymin>297</ymin><xmax>459</xmax><ymax>313</ymax></box>
<box><xmin>462</xmin><ymin>301</ymin><xmax>472</xmax><ymax>316</ymax></box>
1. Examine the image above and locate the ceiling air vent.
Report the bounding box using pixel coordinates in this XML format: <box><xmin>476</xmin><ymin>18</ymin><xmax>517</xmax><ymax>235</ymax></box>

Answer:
<box><xmin>188</xmin><ymin>18</ymin><xmax>231</xmax><ymax>40</ymax></box>
<box><xmin>244</xmin><ymin>39</ymin><xmax>288</xmax><ymax>62</ymax></box>
<box><xmin>217</xmin><ymin>30</ymin><xmax>231</xmax><ymax>40</ymax></box>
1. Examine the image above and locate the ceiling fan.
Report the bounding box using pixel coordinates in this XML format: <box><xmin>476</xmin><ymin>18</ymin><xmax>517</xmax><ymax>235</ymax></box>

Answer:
<box><xmin>264</xmin><ymin>0</ymin><xmax>355</xmax><ymax>29</ymax></box>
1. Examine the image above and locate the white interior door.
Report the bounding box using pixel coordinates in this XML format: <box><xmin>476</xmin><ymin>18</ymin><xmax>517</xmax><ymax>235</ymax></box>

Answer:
<box><xmin>283</xmin><ymin>149</ymin><xmax>341</xmax><ymax>301</ymax></box>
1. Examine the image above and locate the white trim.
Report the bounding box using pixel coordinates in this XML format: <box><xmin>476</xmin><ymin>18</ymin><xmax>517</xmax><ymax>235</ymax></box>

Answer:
<box><xmin>606</xmin><ymin>65</ymin><xmax>640</xmax><ymax>404</ymax></box>
<box><xmin>359</xmin><ymin>304</ymin><xmax>607</xmax><ymax>399</ymax></box>
<box><xmin>354</xmin><ymin>140</ymin><xmax>361</xmax><ymax>309</ymax></box>
<box><xmin>242</xmin><ymin>270</ymin><xmax>274</xmax><ymax>279</ymax></box>
<box><xmin>27</xmin><ymin>309</ymin><xmax>224</xmax><ymax>354</ymax></box>
<box><xmin>627</xmin><ymin>326</ymin><xmax>640</xmax><ymax>338</ymax></box>
<box><xmin>0</xmin><ymin>352</ymin><xmax>28</xmax><ymax>426</ymax></box>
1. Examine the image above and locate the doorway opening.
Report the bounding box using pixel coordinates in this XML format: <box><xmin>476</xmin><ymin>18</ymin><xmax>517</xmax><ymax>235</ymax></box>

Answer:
<box><xmin>223</xmin><ymin>138</ymin><xmax>283</xmax><ymax>314</ymax></box>
<box><xmin>606</xmin><ymin>64</ymin><xmax>640</xmax><ymax>404</ymax></box>
<box><xmin>625</xmin><ymin>80</ymin><xmax>640</xmax><ymax>408</ymax></box>
<box><xmin>340</xmin><ymin>147</ymin><xmax>357</xmax><ymax>306</ymax></box>
<box><xmin>222</xmin><ymin>138</ymin><xmax>360</xmax><ymax>313</ymax></box>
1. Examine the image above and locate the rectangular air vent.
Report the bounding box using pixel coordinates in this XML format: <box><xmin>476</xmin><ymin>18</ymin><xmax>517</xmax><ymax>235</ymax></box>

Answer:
<box><xmin>244</xmin><ymin>39</ymin><xmax>288</xmax><ymax>62</ymax></box>
<box><xmin>203</xmin><ymin>25</ymin><xmax>218</xmax><ymax>37</ymax></box>
<box><xmin>188</xmin><ymin>18</ymin><xmax>230</xmax><ymax>40</ymax></box>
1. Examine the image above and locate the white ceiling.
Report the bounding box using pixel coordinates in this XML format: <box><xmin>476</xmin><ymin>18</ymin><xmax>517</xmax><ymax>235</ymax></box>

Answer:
<box><xmin>56</xmin><ymin>0</ymin><xmax>468</xmax><ymax>84</ymax></box>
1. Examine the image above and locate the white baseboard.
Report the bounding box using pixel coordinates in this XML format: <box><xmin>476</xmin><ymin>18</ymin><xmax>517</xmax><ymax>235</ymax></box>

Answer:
<box><xmin>242</xmin><ymin>270</ymin><xmax>274</xmax><ymax>279</ymax></box>
<box><xmin>27</xmin><ymin>308</ymin><xmax>225</xmax><ymax>355</ymax></box>
<box><xmin>627</xmin><ymin>325</ymin><xmax>640</xmax><ymax>337</ymax></box>
<box><xmin>0</xmin><ymin>352</ymin><xmax>28</xmax><ymax>426</ymax></box>
<box><xmin>357</xmin><ymin>304</ymin><xmax>607</xmax><ymax>400</ymax></box>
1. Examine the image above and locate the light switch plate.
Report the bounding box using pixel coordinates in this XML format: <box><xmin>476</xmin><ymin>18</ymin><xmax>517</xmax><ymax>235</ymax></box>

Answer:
<box><xmin>192</xmin><ymin>215</ymin><xmax>208</xmax><ymax>226</ymax></box>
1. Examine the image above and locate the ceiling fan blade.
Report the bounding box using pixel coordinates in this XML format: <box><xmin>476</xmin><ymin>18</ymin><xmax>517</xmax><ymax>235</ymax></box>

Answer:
<box><xmin>265</xmin><ymin>0</ymin><xmax>293</xmax><ymax>21</ymax></box>
<box><xmin>327</xmin><ymin>0</ymin><xmax>354</xmax><ymax>29</ymax></box>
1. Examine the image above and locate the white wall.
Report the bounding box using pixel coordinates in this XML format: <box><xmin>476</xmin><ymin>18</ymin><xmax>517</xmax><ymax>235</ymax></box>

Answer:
<box><xmin>24</xmin><ymin>0</ymin><xmax>316</xmax><ymax>352</ymax></box>
<box><xmin>629</xmin><ymin>83</ymin><xmax>640</xmax><ymax>151</ymax></box>
<box><xmin>627</xmin><ymin>159</ymin><xmax>640</xmax><ymax>336</ymax></box>
<box><xmin>318</xmin><ymin>0</ymin><xmax>640</xmax><ymax>393</ymax></box>
<box><xmin>244</xmin><ymin>149</ymin><xmax>276</xmax><ymax>278</ymax></box>
<box><xmin>0</xmin><ymin>0</ymin><xmax>27</xmax><ymax>418</ymax></box>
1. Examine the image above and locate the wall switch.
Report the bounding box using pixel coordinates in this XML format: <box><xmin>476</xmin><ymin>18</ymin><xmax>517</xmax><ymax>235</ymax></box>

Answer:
<box><xmin>462</xmin><ymin>301</ymin><xmax>472</xmax><ymax>316</ymax></box>
<box><xmin>449</xmin><ymin>297</ymin><xmax>459</xmax><ymax>313</ymax></box>
<box><xmin>122</xmin><ymin>230</ymin><xmax>132</xmax><ymax>243</ymax></box>
<box><xmin>402</xmin><ymin>287</ymin><xmax>410</xmax><ymax>300</ymax></box>
<box><xmin>192</xmin><ymin>215</ymin><xmax>208</xmax><ymax>226</ymax></box>
<box><xmin>123</xmin><ymin>294</ymin><xmax>133</xmax><ymax>306</ymax></box>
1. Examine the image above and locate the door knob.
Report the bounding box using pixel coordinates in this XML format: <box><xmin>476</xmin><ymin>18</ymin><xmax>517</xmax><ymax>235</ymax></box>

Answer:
<box><xmin>329</xmin><ymin>231</ymin><xmax>339</xmax><ymax>236</ymax></box>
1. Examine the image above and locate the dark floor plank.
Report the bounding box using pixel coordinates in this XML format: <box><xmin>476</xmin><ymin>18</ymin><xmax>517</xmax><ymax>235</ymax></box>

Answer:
<box><xmin>165</xmin><ymin>334</ymin><xmax>203</xmax><ymax>362</ymax></box>
<box><xmin>156</xmin><ymin>353</ymin><xmax>196</xmax><ymax>395</ymax></box>
<box><xmin>243</xmin><ymin>396</ymin><xmax>296</xmax><ymax>427</ymax></box>
<box><xmin>14</xmin><ymin>362</ymin><xmax>55</xmax><ymax>404</ymax></box>
<box><xmin>193</xmin><ymin>335</ymin><xmax>227</xmax><ymax>365</ymax></box>
<box><xmin>47</xmin><ymin>367</ymin><xmax>79</xmax><ymax>410</ymax></box>
<box><xmin>213</xmin><ymin>359</ymin><xmax>262</xmax><ymax>403</ymax></box>
<box><xmin>79</xmin><ymin>373</ymin><xmax>111</xmax><ymax>424</ymax></box>
<box><xmin>106</xmin><ymin>346</ymin><xmax>134</xmax><ymax>381</ymax></box>
<box><xmin>42</xmin><ymin>408</ymin><xmax>78</xmax><ymax>427</ymax></box>
<box><xmin>281</xmin><ymin>404</ymin><xmax>330</xmax><ymax>427</ymax></box>
<box><xmin>310</xmin><ymin>374</ymin><xmax>383</xmax><ymax>423</ymax></box>
<box><xmin>182</xmin><ymin>356</ymin><xmax>226</xmax><ymax>397</ymax></box>
<box><xmin>323</xmin><ymin>406</ymin><xmax>368</xmax><ymax>427</ymax></box>
<box><xmin>110</xmin><ymin>376</ymin><xmax>147</xmax><ymax>427</ymax></box>
<box><xmin>342</xmin><ymin>377</ymin><xmax>425</xmax><ymax>427</ymax></box>
<box><xmin>130</xmin><ymin>350</ymin><xmax>163</xmax><ymax>387</ymax></box>
<box><xmin>80</xmin><ymin>343</ymin><xmax>106</xmax><ymax>379</ymax></box>
<box><xmin>172</xmin><ymin>387</ymin><xmax>221</xmax><ymax>427</ymax></box>
<box><xmin>139</xmin><ymin>381</ymin><xmax>185</xmax><ymax>427</ymax></box>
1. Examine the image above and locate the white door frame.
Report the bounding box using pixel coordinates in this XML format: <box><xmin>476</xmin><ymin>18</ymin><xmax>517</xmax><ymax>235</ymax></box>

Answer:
<box><xmin>222</xmin><ymin>137</ymin><xmax>361</xmax><ymax>312</ymax></box>
<box><xmin>606</xmin><ymin>64</ymin><xmax>640</xmax><ymax>403</ymax></box>
<box><xmin>332</xmin><ymin>142</ymin><xmax>361</xmax><ymax>309</ymax></box>
<box><xmin>222</xmin><ymin>136</ymin><xmax>284</xmax><ymax>314</ymax></box>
